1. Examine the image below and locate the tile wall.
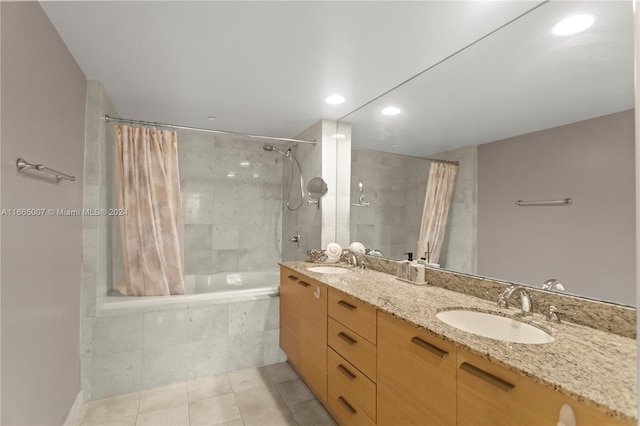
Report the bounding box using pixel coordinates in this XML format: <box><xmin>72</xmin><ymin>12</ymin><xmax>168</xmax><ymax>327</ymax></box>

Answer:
<box><xmin>178</xmin><ymin>133</ymin><xmax>283</xmax><ymax>273</ymax></box>
<box><xmin>88</xmin><ymin>298</ymin><xmax>284</xmax><ymax>400</ymax></box>
<box><xmin>350</xmin><ymin>148</ymin><xmax>429</xmax><ymax>260</ymax></box>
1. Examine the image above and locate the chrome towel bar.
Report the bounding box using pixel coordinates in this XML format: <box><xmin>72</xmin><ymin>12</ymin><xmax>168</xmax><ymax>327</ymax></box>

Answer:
<box><xmin>16</xmin><ymin>158</ymin><xmax>76</xmax><ymax>183</ymax></box>
<box><xmin>516</xmin><ymin>198</ymin><xmax>571</xmax><ymax>207</ymax></box>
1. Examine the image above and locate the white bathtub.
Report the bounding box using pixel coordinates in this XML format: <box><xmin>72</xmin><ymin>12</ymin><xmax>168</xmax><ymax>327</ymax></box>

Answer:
<box><xmin>99</xmin><ymin>270</ymin><xmax>280</xmax><ymax>314</ymax></box>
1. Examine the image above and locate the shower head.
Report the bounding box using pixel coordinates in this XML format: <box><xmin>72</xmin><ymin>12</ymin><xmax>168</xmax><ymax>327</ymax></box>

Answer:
<box><xmin>263</xmin><ymin>144</ymin><xmax>287</xmax><ymax>156</ymax></box>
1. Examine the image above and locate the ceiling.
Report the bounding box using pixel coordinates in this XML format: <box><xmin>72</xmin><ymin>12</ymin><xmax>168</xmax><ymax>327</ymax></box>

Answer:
<box><xmin>40</xmin><ymin>1</ymin><xmax>547</xmax><ymax>143</ymax></box>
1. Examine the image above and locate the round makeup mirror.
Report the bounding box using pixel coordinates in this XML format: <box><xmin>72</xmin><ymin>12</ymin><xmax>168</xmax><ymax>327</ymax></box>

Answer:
<box><xmin>307</xmin><ymin>177</ymin><xmax>328</xmax><ymax>208</ymax></box>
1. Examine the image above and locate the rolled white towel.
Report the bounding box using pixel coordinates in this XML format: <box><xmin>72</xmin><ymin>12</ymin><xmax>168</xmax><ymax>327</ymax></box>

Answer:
<box><xmin>326</xmin><ymin>243</ymin><xmax>342</xmax><ymax>258</ymax></box>
<box><xmin>349</xmin><ymin>242</ymin><xmax>365</xmax><ymax>254</ymax></box>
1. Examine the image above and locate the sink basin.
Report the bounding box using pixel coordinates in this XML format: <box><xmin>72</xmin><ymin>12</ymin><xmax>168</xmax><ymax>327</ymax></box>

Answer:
<box><xmin>307</xmin><ymin>266</ymin><xmax>350</xmax><ymax>274</ymax></box>
<box><xmin>436</xmin><ymin>310</ymin><xmax>554</xmax><ymax>344</ymax></box>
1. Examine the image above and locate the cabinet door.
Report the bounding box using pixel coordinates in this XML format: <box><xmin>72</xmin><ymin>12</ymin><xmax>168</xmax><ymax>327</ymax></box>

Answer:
<box><xmin>298</xmin><ymin>279</ymin><xmax>328</xmax><ymax>403</ymax></box>
<box><xmin>279</xmin><ymin>267</ymin><xmax>303</xmax><ymax>368</ymax></box>
<box><xmin>457</xmin><ymin>349</ymin><xmax>632</xmax><ymax>426</ymax></box>
<box><xmin>377</xmin><ymin>311</ymin><xmax>457</xmax><ymax>426</ymax></box>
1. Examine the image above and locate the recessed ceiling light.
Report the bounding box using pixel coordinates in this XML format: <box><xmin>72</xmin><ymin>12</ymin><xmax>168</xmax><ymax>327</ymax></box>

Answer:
<box><xmin>553</xmin><ymin>14</ymin><xmax>595</xmax><ymax>36</ymax></box>
<box><xmin>332</xmin><ymin>133</ymin><xmax>346</xmax><ymax>139</ymax></box>
<box><xmin>325</xmin><ymin>94</ymin><xmax>346</xmax><ymax>105</ymax></box>
<box><xmin>382</xmin><ymin>106</ymin><xmax>401</xmax><ymax>116</ymax></box>
<box><xmin>227</xmin><ymin>171</ymin><xmax>235</xmax><ymax>178</ymax></box>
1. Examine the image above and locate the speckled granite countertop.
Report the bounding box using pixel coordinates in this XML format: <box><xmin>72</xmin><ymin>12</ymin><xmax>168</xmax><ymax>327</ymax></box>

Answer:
<box><xmin>281</xmin><ymin>261</ymin><xmax>637</xmax><ymax>423</ymax></box>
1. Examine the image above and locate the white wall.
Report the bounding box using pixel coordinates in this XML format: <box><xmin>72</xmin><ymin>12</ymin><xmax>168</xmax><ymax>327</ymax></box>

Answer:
<box><xmin>1</xmin><ymin>2</ymin><xmax>86</xmax><ymax>424</ymax></box>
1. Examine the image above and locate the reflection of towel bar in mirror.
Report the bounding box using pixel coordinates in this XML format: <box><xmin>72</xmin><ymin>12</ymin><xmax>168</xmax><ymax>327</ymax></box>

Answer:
<box><xmin>352</xmin><ymin>181</ymin><xmax>370</xmax><ymax>207</ymax></box>
<box><xmin>307</xmin><ymin>177</ymin><xmax>328</xmax><ymax>209</ymax></box>
<box><xmin>16</xmin><ymin>158</ymin><xmax>76</xmax><ymax>183</ymax></box>
<box><xmin>516</xmin><ymin>198</ymin><xmax>572</xmax><ymax>207</ymax></box>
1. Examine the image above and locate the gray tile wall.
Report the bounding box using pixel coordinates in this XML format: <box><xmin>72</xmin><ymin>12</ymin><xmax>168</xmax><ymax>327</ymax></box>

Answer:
<box><xmin>350</xmin><ymin>148</ymin><xmax>429</xmax><ymax>260</ymax></box>
<box><xmin>178</xmin><ymin>133</ymin><xmax>284</xmax><ymax>273</ymax></box>
<box><xmin>88</xmin><ymin>298</ymin><xmax>284</xmax><ymax>400</ymax></box>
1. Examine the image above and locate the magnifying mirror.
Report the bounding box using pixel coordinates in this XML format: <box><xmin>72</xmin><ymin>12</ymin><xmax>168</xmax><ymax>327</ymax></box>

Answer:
<box><xmin>307</xmin><ymin>176</ymin><xmax>328</xmax><ymax>209</ymax></box>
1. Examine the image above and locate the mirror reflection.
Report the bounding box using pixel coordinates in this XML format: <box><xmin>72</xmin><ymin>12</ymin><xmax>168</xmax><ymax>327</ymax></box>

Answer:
<box><xmin>341</xmin><ymin>1</ymin><xmax>635</xmax><ymax>306</ymax></box>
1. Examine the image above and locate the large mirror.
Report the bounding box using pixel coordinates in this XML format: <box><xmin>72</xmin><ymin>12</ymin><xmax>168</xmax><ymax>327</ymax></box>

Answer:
<box><xmin>340</xmin><ymin>1</ymin><xmax>635</xmax><ymax>306</ymax></box>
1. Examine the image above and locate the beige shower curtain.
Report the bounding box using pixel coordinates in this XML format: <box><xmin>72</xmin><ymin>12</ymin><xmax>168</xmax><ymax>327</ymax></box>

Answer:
<box><xmin>417</xmin><ymin>162</ymin><xmax>458</xmax><ymax>265</ymax></box>
<box><xmin>114</xmin><ymin>125</ymin><xmax>186</xmax><ymax>296</ymax></box>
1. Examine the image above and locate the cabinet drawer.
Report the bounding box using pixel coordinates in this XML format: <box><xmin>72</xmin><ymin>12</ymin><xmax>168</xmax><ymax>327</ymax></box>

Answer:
<box><xmin>457</xmin><ymin>349</ymin><xmax>632</xmax><ymax>426</ymax></box>
<box><xmin>328</xmin><ymin>318</ymin><xmax>376</xmax><ymax>382</ymax></box>
<box><xmin>328</xmin><ymin>288</ymin><xmax>377</xmax><ymax>344</ymax></box>
<box><xmin>328</xmin><ymin>382</ymin><xmax>376</xmax><ymax>426</ymax></box>
<box><xmin>328</xmin><ymin>348</ymin><xmax>376</xmax><ymax>421</ymax></box>
<box><xmin>377</xmin><ymin>311</ymin><xmax>456</xmax><ymax>426</ymax></box>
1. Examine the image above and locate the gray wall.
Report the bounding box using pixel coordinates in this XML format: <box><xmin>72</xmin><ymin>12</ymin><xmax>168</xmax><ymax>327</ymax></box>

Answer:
<box><xmin>478</xmin><ymin>109</ymin><xmax>635</xmax><ymax>305</ymax></box>
<box><xmin>1</xmin><ymin>2</ymin><xmax>86</xmax><ymax>424</ymax></box>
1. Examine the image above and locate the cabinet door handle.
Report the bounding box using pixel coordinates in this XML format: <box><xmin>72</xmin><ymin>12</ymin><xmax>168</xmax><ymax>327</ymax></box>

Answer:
<box><xmin>460</xmin><ymin>362</ymin><xmax>515</xmax><ymax>393</ymax></box>
<box><xmin>287</xmin><ymin>275</ymin><xmax>299</xmax><ymax>281</ymax></box>
<box><xmin>337</xmin><ymin>332</ymin><xmax>357</xmax><ymax>345</ymax></box>
<box><xmin>297</xmin><ymin>280</ymin><xmax>310</xmax><ymax>288</ymax></box>
<box><xmin>411</xmin><ymin>336</ymin><xmax>449</xmax><ymax>359</ymax></box>
<box><xmin>337</xmin><ymin>396</ymin><xmax>357</xmax><ymax>414</ymax></box>
<box><xmin>338</xmin><ymin>300</ymin><xmax>357</xmax><ymax>310</ymax></box>
<box><xmin>337</xmin><ymin>364</ymin><xmax>357</xmax><ymax>380</ymax></box>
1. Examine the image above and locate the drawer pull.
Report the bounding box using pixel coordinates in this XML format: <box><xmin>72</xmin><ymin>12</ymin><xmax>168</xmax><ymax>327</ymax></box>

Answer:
<box><xmin>410</xmin><ymin>336</ymin><xmax>449</xmax><ymax>359</ymax></box>
<box><xmin>460</xmin><ymin>362</ymin><xmax>515</xmax><ymax>393</ymax></box>
<box><xmin>297</xmin><ymin>280</ymin><xmax>311</xmax><ymax>288</ymax></box>
<box><xmin>338</xmin><ymin>300</ymin><xmax>357</xmax><ymax>310</ymax></box>
<box><xmin>287</xmin><ymin>275</ymin><xmax>299</xmax><ymax>281</ymax></box>
<box><xmin>337</xmin><ymin>396</ymin><xmax>357</xmax><ymax>414</ymax></box>
<box><xmin>337</xmin><ymin>364</ymin><xmax>357</xmax><ymax>380</ymax></box>
<box><xmin>338</xmin><ymin>332</ymin><xmax>357</xmax><ymax>345</ymax></box>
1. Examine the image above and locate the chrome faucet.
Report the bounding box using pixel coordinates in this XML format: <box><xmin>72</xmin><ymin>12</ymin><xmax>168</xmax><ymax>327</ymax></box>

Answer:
<box><xmin>497</xmin><ymin>285</ymin><xmax>533</xmax><ymax>316</ymax></box>
<box><xmin>344</xmin><ymin>251</ymin><xmax>358</xmax><ymax>268</ymax></box>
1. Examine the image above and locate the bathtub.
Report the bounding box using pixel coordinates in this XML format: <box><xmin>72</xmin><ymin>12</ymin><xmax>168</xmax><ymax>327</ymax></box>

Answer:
<box><xmin>99</xmin><ymin>269</ymin><xmax>280</xmax><ymax>314</ymax></box>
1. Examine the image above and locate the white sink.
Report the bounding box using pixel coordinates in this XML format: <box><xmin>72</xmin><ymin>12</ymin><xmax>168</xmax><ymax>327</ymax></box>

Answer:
<box><xmin>307</xmin><ymin>266</ymin><xmax>350</xmax><ymax>274</ymax></box>
<box><xmin>436</xmin><ymin>310</ymin><xmax>554</xmax><ymax>344</ymax></box>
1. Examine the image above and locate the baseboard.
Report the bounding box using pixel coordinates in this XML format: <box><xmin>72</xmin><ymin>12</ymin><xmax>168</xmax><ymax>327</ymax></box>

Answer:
<box><xmin>63</xmin><ymin>389</ymin><xmax>84</xmax><ymax>426</ymax></box>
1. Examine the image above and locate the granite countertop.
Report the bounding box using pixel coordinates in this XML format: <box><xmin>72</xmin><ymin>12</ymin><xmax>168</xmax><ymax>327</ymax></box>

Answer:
<box><xmin>281</xmin><ymin>261</ymin><xmax>637</xmax><ymax>423</ymax></box>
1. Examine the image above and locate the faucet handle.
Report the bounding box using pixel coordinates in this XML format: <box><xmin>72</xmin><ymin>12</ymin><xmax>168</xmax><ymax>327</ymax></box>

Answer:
<box><xmin>545</xmin><ymin>305</ymin><xmax>575</xmax><ymax>323</ymax></box>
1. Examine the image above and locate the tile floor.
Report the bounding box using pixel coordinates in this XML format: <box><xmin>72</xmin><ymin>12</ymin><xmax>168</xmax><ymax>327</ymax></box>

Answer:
<box><xmin>77</xmin><ymin>362</ymin><xmax>335</xmax><ymax>426</ymax></box>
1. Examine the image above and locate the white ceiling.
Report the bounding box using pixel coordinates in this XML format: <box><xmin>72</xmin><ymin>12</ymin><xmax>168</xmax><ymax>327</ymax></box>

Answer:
<box><xmin>40</xmin><ymin>1</ymin><xmax>548</xmax><ymax>143</ymax></box>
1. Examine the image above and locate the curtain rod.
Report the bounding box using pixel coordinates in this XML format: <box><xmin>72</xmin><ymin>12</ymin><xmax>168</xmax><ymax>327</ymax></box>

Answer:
<box><xmin>425</xmin><ymin>158</ymin><xmax>460</xmax><ymax>166</ymax></box>
<box><xmin>102</xmin><ymin>115</ymin><xmax>317</xmax><ymax>145</ymax></box>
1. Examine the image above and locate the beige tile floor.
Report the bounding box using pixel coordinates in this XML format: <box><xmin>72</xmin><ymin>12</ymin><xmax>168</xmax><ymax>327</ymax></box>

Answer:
<box><xmin>78</xmin><ymin>362</ymin><xmax>336</xmax><ymax>426</ymax></box>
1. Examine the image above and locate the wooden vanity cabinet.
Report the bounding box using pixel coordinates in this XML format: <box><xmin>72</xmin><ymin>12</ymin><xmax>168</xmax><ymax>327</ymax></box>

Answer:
<box><xmin>377</xmin><ymin>311</ymin><xmax>457</xmax><ymax>426</ymax></box>
<box><xmin>457</xmin><ymin>349</ymin><xmax>631</xmax><ymax>426</ymax></box>
<box><xmin>279</xmin><ymin>266</ymin><xmax>328</xmax><ymax>403</ymax></box>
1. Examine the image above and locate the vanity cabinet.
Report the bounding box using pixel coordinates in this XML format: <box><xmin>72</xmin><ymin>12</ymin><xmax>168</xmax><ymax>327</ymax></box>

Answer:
<box><xmin>279</xmin><ymin>266</ymin><xmax>633</xmax><ymax>426</ymax></box>
<box><xmin>327</xmin><ymin>289</ymin><xmax>378</xmax><ymax>426</ymax></box>
<box><xmin>279</xmin><ymin>266</ymin><xmax>328</xmax><ymax>403</ymax></box>
<box><xmin>377</xmin><ymin>311</ymin><xmax>457</xmax><ymax>426</ymax></box>
<box><xmin>457</xmin><ymin>348</ymin><xmax>631</xmax><ymax>426</ymax></box>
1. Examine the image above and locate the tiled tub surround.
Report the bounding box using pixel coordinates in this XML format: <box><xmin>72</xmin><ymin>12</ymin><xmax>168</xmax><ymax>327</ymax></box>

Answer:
<box><xmin>282</xmin><ymin>261</ymin><xmax>637</xmax><ymax>423</ymax></box>
<box><xmin>85</xmin><ymin>295</ymin><xmax>286</xmax><ymax>401</ymax></box>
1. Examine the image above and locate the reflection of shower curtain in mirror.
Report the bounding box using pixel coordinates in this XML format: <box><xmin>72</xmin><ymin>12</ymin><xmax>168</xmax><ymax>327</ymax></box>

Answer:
<box><xmin>114</xmin><ymin>125</ymin><xmax>186</xmax><ymax>296</ymax></box>
<box><xmin>418</xmin><ymin>162</ymin><xmax>458</xmax><ymax>265</ymax></box>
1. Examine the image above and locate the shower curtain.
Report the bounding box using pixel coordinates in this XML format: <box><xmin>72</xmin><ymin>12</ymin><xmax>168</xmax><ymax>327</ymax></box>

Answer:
<box><xmin>417</xmin><ymin>161</ymin><xmax>458</xmax><ymax>265</ymax></box>
<box><xmin>114</xmin><ymin>125</ymin><xmax>186</xmax><ymax>296</ymax></box>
